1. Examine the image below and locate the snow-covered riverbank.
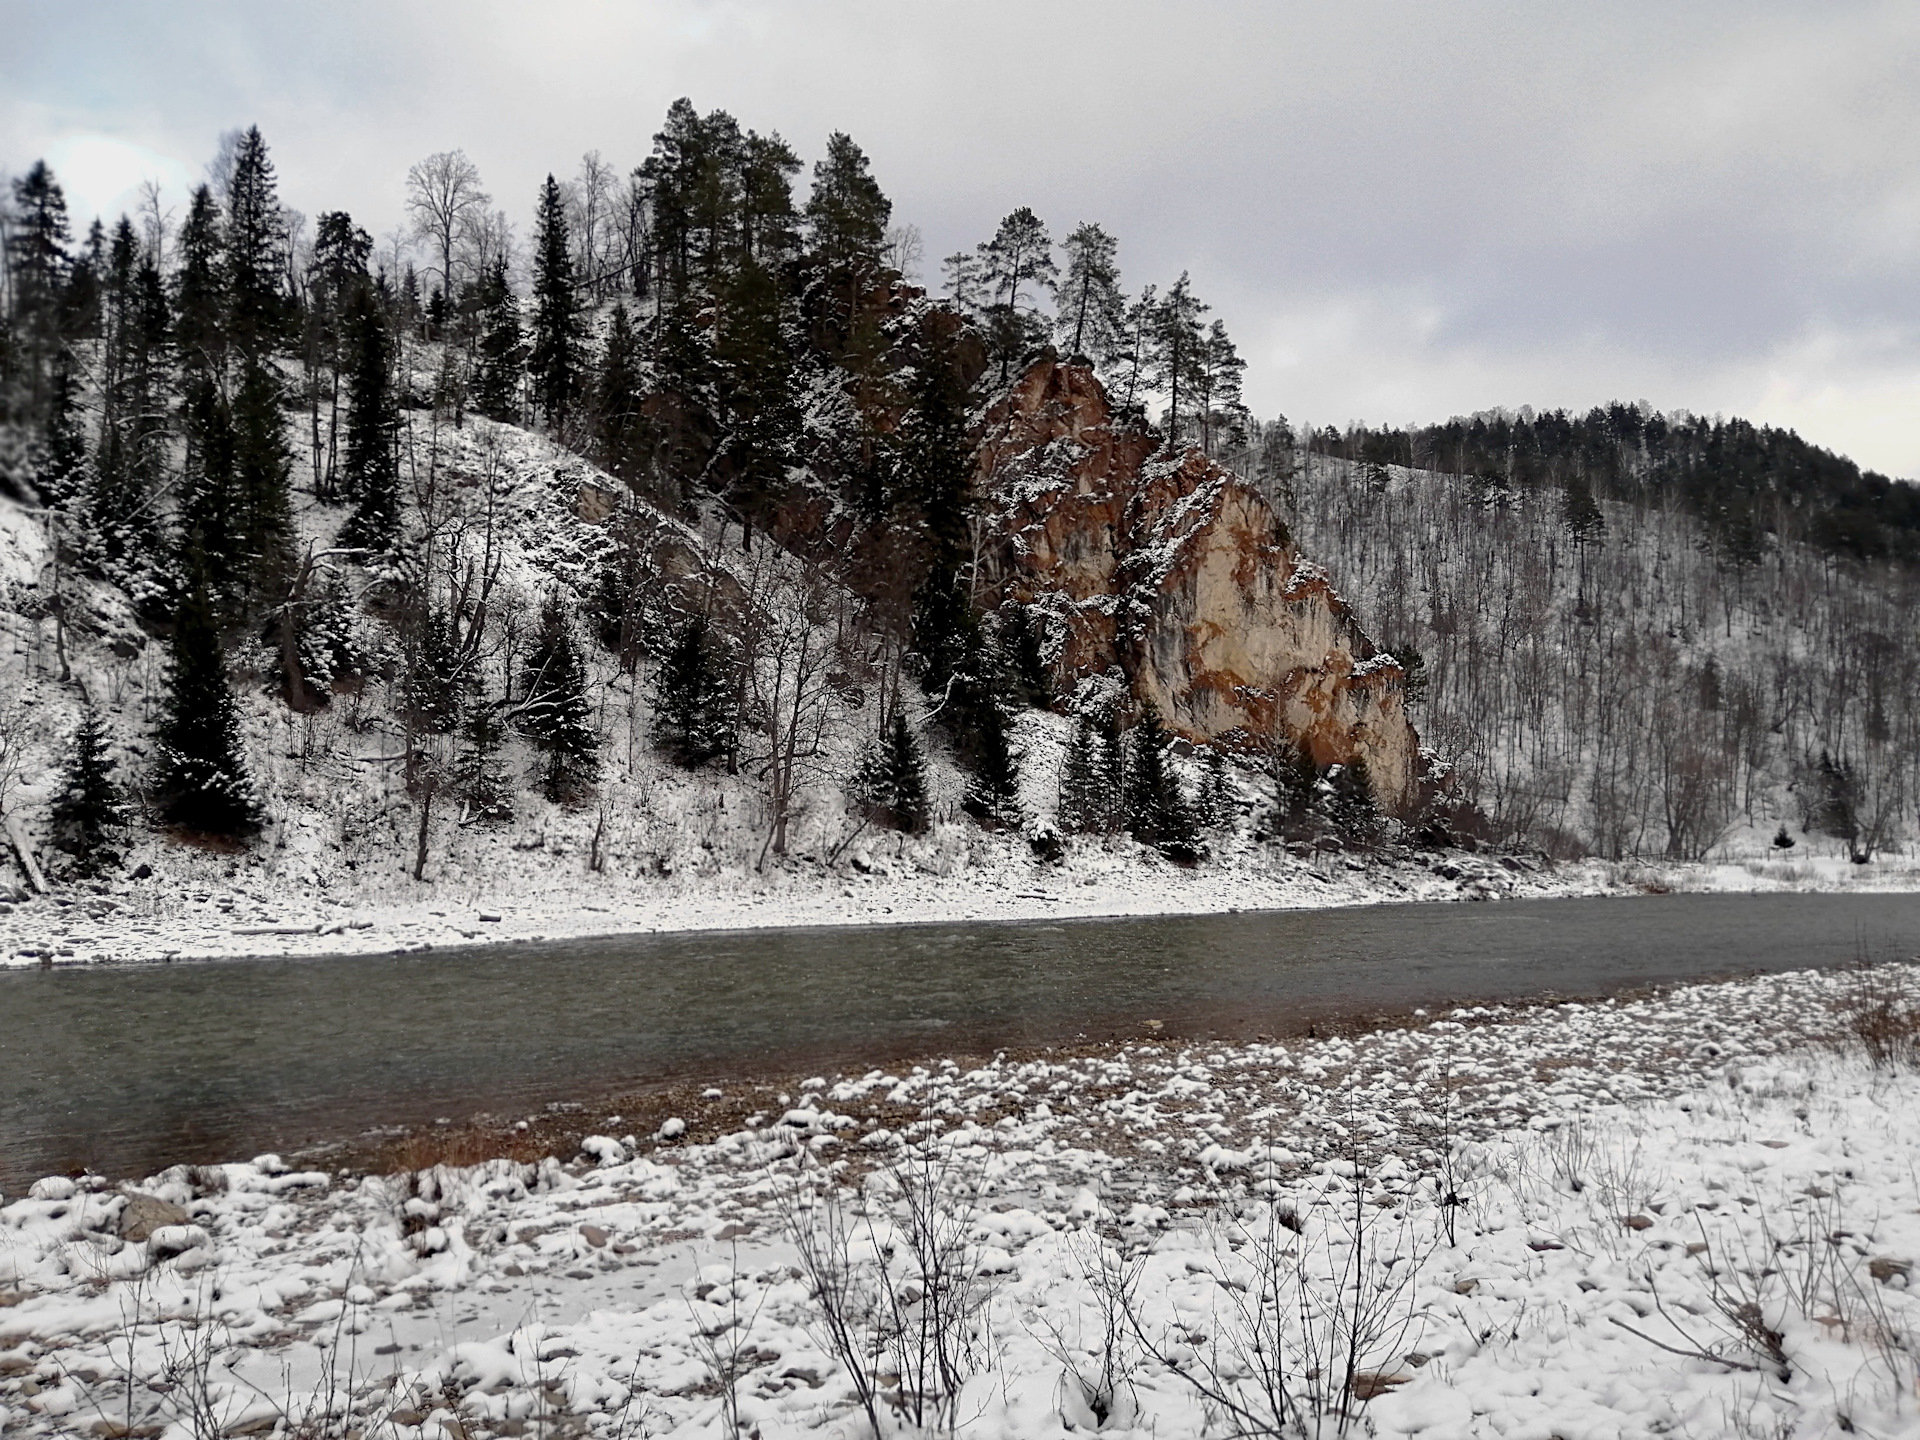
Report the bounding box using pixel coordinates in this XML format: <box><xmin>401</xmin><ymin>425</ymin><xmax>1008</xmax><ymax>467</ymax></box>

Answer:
<box><xmin>8</xmin><ymin>826</ymin><xmax>1920</xmax><ymax>969</ymax></box>
<box><xmin>3</xmin><ymin>961</ymin><xmax>1917</xmax><ymax>1438</ymax></box>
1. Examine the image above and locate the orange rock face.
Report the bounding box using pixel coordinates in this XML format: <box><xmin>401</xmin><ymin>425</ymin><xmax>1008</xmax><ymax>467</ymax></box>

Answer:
<box><xmin>974</xmin><ymin>355</ymin><xmax>1420</xmax><ymax>812</ymax></box>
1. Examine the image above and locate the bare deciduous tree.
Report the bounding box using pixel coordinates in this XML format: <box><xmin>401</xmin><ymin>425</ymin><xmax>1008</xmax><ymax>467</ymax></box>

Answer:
<box><xmin>405</xmin><ymin>150</ymin><xmax>490</xmax><ymax>332</ymax></box>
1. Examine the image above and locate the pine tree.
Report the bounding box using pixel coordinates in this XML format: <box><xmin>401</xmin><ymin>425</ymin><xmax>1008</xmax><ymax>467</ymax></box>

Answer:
<box><xmin>1152</xmin><ymin>273</ymin><xmax>1209</xmax><ymax>445</ymax></box>
<box><xmin>337</xmin><ymin>280</ymin><xmax>400</xmax><ymax>550</ymax></box>
<box><xmin>232</xmin><ymin>356</ymin><xmax>295</xmax><ymax>606</ymax></box>
<box><xmin>652</xmin><ymin>614</ymin><xmax>736</xmax><ymax>767</ymax></box>
<box><xmin>173</xmin><ymin>186</ymin><xmax>226</xmax><ymax>385</ymax></box>
<box><xmin>1055</xmin><ymin>222</ymin><xmax>1126</xmax><ymax>366</ymax></box>
<box><xmin>1124</xmin><ymin>700</ymin><xmax>1197</xmax><ymax>857</ymax></box>
<box><xmin>1198</xmin><ymin>748</ymin><xmax>1234</xmax><ymax>829</ymax></box>
<box><xmin>471</xmin><ymin>257</ymin><xmax>523</xmax><ymax>422</ymax></box>
<box><xmin>971</xmin><ymin>207</ymin><xmax>1057</xmax><ymax>384</ymax></box>
<box><xmin>714</xmin><ymin>255</ymin><xmax>798</xmax><ymax>539</ymax></box>
<box><xmin>803</xmin><ymin>132</ymin><xmax>892</xmax><ymax>337</ymax></box>
<box><xmin>856</xmin><ymin>711</ymin><xmax>929</xmax><ymax>832</ymax></box>
<box><xmin>48</xmin><ymin>706</ymin><xmax>129</xmax><ymax>875</ymax></box>
<box><xmin>1192</xmin><ymin>319</ymin><xmax>1249</xmax><ymax>456</ymax></box>
<box><xmin>154</xmin><ymin>562</ymin><xmax>259</xmax><ymax>835</ymax></box>
<box><xmin>1563</xmin><ymin>476</ymin><xmax>1605</xmax><ymax>547</ymax></box>
<box><xmin>528</xmin><ymin>175</ymin><xmax>582</xmax><ymax>429</ymax></box>
<box><xmin>518</xmin><ymin>593</ymin><xmax>599</xmax><ymax>802</ymax></box>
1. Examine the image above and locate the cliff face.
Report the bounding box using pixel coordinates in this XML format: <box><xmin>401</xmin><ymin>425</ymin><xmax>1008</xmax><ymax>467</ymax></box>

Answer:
<box><xmin>974</xmin><ymin>355</ymin><xmax>1420</xmax><ymax>812</ymax></box>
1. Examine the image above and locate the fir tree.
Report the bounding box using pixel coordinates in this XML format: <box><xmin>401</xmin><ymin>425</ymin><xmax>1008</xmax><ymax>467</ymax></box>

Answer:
<box><xmin>1095</xmin><ymin>701</ymin><xmax>1127</xmax><ymax>831</ymax></box>
<box><xmin>401</xmin><ymin>608</ymin><xmax>462</xmax><ymax>734</ymax></box>
<box><xmin>232</xmin><ymin>357</ymin><xmax>295</xmax><ymax>606</ymax></box>
<box><xmin>518</xmin><ymin>593</ymin><xmax>599</xmax><ymax>802</ymax></box>
<box><xmin>1327</xmin><ymin>760</ymin><xmax>1382</xmax><ymax>848</ymax></box>
<box><xmin>1198</xmin><ymin>748</ymin><xmax>1234</xmax><ymax>829</ymax></box>
<box><xmin>48</xmin><ymin>706</ymin><xmax>128</xmax><ymax>875</ymax></box>
<box><xmin>1124</xmin><ymin>700</ymin><xmax>1197</xmax><ymax>857</ymax></box>
<box><xmin>172</xmin><ymin>186</ymin><xmax>226</xmax><ymax>385</ymax></box>
<box><xmin>652</xmin><ymin>614</ymin><xmax>736</xmax><ymax>767</ymax></box>
<box><xmin>6</xmin><ymin>161</ymin><xmax>72</xmax><ymax>413</ymax></box>
<box><xmin>528</xmin><ymin>175</ymin><xmax>582</xmax><ymax>429</ymax></box>
<box><xmin>856</xmin><ymin>711</ymin><xmax>929</xmax><ymax>832</ymax></box>
<box><xmin>154</xmin><ymin>563</ymin><xmax>259</xmax><ymax>835</ymax></box>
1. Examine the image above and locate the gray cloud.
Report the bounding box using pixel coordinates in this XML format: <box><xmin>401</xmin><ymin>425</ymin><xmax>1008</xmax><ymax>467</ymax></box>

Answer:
<box><xmin>6</xmin><ymin>0</ymin><xmax>1917</xmax><ymax>472</ymax></box>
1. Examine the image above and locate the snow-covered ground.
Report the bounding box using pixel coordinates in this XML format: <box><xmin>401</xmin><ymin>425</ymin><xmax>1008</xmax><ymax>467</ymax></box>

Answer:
<box><xmin>4</xmin><ymin>962</ymin><xmax>1917</xmax><ymax>1438</ymax></box>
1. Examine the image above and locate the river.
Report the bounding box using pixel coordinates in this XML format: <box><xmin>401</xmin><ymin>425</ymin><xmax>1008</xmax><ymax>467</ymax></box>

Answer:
<box><xmin>3</xmin><ymin>891</ymin><xmax>1916</xmax><ymax>1188</ymax></box>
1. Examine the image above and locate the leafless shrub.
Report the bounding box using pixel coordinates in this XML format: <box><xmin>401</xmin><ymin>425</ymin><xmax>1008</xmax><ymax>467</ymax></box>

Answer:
<box><xmin>1028</xmin><ymin>1225</ymin><xmax>1148</xmax><ymax>1428</ymax></box>
<box><xmin>1123</xmin><ymin>1165</ymin><xmax>1430</xmax><ymax>1438</ymax></box>
<box><xmin>775</xmin><ymin>1136</ymin><xmax>999</xmax><ymax>1438</ymax></box>
<box><xmin>1835</xmin><ymin>964</ymin><xmax>1920</xmax><ymax>1070</ymax></box>
<box><xmin>684</xmin><ymin>1244</ymin><xmax>768</xmax><ymax>1439</ymax></box>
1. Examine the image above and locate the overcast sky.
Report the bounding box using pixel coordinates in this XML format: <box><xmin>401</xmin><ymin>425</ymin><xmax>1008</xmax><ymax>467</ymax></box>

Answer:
<box><xmin>8</xmin><ymin>0</ymin><xmax>1918</xmax><ymax>475</ymax></box>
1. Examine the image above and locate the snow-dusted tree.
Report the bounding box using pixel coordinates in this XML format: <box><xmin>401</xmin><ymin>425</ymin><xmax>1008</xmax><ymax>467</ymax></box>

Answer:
<box><xmin>6</xmin><ymin>160</ymin><xmax>73</xmax><ymax>414</ymax></box>
<box><xmin>1056</xmin><ymin>716</ymin><xmax>1102</xmax><ymax>833</ymax></box>
<box><xmin>1327</xmin><ymin>760</ymin><xmax>1382</xmax><ymax>848</ymax></box>
<box><xmin>405</xmin><ymin>150</ymin><xmax>489</xmax><ymax>340</ymax></box>
<box><xmin>518</xmin><ymin>593</ymin><xmax>599</xmax><ymax>803</ymax></box>
<box><xmin>653</xmin><ymin>614</ymin><xmax>736</xmax><ymax>768</ymax></box>
<box><xmin>1192</xmin><ymin>319</ymin><xmax>1249</xmax><ymax>456</ymax></box>
<box><xmin>1269</xmin><ymin>736</ymin><xmax>1320</xmax><ymax>839</ymax></box>
<box><xmin>1125</xmin><ymin>701</ymin><xmax>1196</xmax><ymax>857</ymax></box>
<box><xmin>1055</xmin><ymin>222</ymin><xmax>1125</xmax><ymax>366</ymax></box>
<box><xmin>154</xmin><ymin>564</ymin><xmax>259</xmax><ymax>836</ymax></box>
<box><xmin>455</xmin><ymin>696</ymin><xmax>514</xmax><ymax>826</ymax></box>
<box><xmin>48</xmin><ymin>706</ymin><xmax>128</xmax><ymax>876</ymax></box>
<box><xmin>804</xmin><ymin>131</ymin><xmax>892</xmax><ymax>332</ymax></box>
<box><xmin>222</xmin><ymin>127</ymin><xmax>290</xmax><ymax>361</ymax></box>
<box><xmin>528</xmin><ymin>175</ymin><xmax>583</xmax><ymax>430</ymax></box>
<box><xmin>471</xmin><ymin>258</ymin><xmax>522</xmax><ymax>422</ymax></box>
<box><xmin>592</xmin><ymin>301</ymin><xmax>649</xmax><ymax>486</ymax></box>
<box><xmin>855</xmin><ymin>711</ymin><xmax>929</xmax><ymax>832</ymax></box>
<box><xmin>970</xmin><ymin>207</ymin><xmax>1056</xmax><ymax>385</ymax></box>
<box><xmin>337</xmin><ymin>280</ymin><xmax>400</xmax><ymax>551</ymax></box>
<box><xmin>1151</xmin><ymin>272</ymin><xmax>1209</xmax><ymax>444</ymax></box>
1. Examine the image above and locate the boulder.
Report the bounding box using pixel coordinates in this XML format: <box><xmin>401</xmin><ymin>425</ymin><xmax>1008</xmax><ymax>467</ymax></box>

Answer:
<box><xmin>118</xmin><ymin>1191</ymin><xmax>190</xmax><ymax>1243</ymax></box>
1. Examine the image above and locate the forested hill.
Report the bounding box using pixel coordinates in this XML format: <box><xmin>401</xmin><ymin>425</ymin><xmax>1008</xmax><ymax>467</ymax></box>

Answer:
<box><xmin>1314</xmin><ymin>406</ymin><xmax>1920</xmax><ymax>566</ymax></box>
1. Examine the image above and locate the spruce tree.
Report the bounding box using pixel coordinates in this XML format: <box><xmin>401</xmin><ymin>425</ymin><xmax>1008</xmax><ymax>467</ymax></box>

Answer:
<box><xmin>223</xmin><ymin>127</ymin><xmax>290</xmax><ymax>361</ymax></box>
<box><xmin>1271</xmin><ymin>738</ymin><xmax>1321</xmax><ymax>839</ymax></box>
<box><xmin>337</xmin><ymin>281</ymin><xmax>400</xmax><ymax>550</ymax></box>
<box><xmin>1199</xmin><ymin>748</ymin><xmax>1234</xmax><ymax>830</ymax></box>
<box><xmin>173</xmin><ymin>186</ymin><xmax>226</xmax><ymax>386</ymax></box>
<box><xmin>1094</xmin><ymin>702</ymin><xmax>1127</xmax><ymax>832</ymax></box>
<box><xmin>48</xmin><ymin>706</ymin><xmax>129</xmax><ymax>875</ymax></box>
<box><xmin>6</xmin><ymin>161</ymin><xmax>72</xmax><ymax>413</ymax></box>
<box><xmin>519</xmin><ymin>593</ymin><xmax>599</xmax><ymax>802</ymax></box>
<box><xmin>455</xmin><ymin>695</ymin><xmax>513</xmax><ymax>825</ymax></box>
<box><xmin>593</xmin><ymin>301</ymin><xmax>650</xmax><ymax>485</ymax></box>
<box><xmin>154</xmin><ymin>563</ymin><xmax>259</xmax><ymax>835</ymax></box>
<box><xmin>652</xmin><ymin>615</ymin><xmax>736</xmax><ymax>767</ymax></box>
<box><xmin>1002</xmin><ymin>604</ymin><xmax>1052</xmax><ymax>707</ymax></box>
<box><xmin>857</xmin><ymin>712</ymin><xmax>929</xmax><ymax>832</ymax></box>
<box><xmin>472</xmin><ymin>257</ymin><xmax>523</xmax><ymax>422</ymax></box>
<box><xmin>528</xmin><ymin>175</ymin><xmax>582</xmax><ymax>429</ymax></box>
<box><xmin>1057</xmin><ymin>715</ymin><xmax>1101</xmax><ymax>833</ymax></box>
<box><xmin>1125</xmin><ymin>701</ymin><xmax>1197</xmax><ymax>857</ymax></box>
<box><xmin>1327</xmin><ymin>759</ymin><xmax>1382</xmax><ymax>848</ymax></box>
<box><xmin>232</xmin><ymin>356</ymin><xmax>295</xmax><ymax>606</ymax></box>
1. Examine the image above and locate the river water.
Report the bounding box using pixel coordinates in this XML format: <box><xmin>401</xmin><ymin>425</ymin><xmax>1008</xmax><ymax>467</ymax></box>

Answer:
<box><xmin>4</xmin><ymin>891</ymin><xmax>1917</xmax><ymax>1189</ymax></box>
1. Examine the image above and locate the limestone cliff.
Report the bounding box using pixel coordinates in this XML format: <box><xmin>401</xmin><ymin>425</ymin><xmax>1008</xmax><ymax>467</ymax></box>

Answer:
<box><xmin>973</xmin><ymin>355</ymin><xmax>1421</xmax><ymax>812</ymax></box>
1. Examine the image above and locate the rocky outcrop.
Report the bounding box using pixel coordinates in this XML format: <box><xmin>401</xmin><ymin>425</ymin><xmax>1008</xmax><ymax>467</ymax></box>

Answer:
<box><xmin>974</xmin><ymin>355</ymin><xmax>1420</xmax><ymax>811</ymax></box>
